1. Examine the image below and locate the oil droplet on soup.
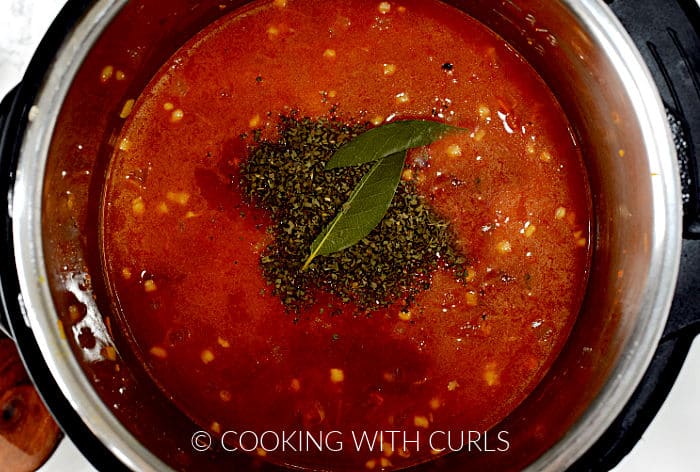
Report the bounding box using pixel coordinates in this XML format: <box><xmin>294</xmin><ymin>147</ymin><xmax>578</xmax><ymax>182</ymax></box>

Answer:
<box><xmin>101</xmin><ymin>0</ymin><xmax>591</xmax><ymax>470</ymax></box>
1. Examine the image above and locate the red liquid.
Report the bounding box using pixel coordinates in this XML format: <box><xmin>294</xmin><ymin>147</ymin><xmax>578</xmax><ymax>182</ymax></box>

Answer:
<box><xmin>101</xmin><ymin>0</ymin><xmax>591</xmax><ymax>469</ymax></box>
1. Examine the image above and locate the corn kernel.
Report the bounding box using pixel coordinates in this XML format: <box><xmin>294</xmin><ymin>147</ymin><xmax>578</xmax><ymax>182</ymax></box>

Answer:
<box><xmin>149</xmin><ymin>346</ymin><xmax>167</xmax><ymax>359</ymax></box>
<box><xmin>365</xmin><ymin>459</ymin><xmax>377</xmax><ymax>470</ymax></box>
<box><xmin>473</xmin><ymin>128</ymin><xmax>486</xmax><ymax>142</ymax></box>
<box><xmin>380</xmin><ymin>458</ymin><xmax>392</xmax><ymax>468</ymax></box>
<box><xmin>100</xmin><ymin>65</ymin><xmax>114</xmax><ymax>83</ymax></box>
<box><xmin>166</xmin><ymin>191</ymin><xmax>190</xmax><ymax>205</ymax></box>
<box><xmin>524</xmin><ymin>224</ymin><xmax>536</xmax><ymax>238</ymax></box>
<box><xmin>484</xmin><ymin>362</ymin><xmax>499</xmax><ymax>386</ymax></box>
<box><xmin>555</xmin><ymin>207</ymin><xmax>566</xmax><ymax>219</ymax></box>
<box><xmin>118</xmin><ymin>138</ymin><xmax>131</xmax><ymax>151</ymax></box>
<box><xmin>157</xmin><ymin>202</ymin><xmax>169</xmax><ymax>214</ymax></box>
<box><xmin>395</xmin><ymin>92</ymin><xmax>410</xmax><ymax>104</ymax></box>
<box><xmin>496</xmin><ymin>240</ymin><xmax>512</xmax><ymax>254</ymax></box>
<box><xmin>323</xmin><ymin>49</ymin><xmax>337</xmax><ymax>59</ymax></box>
<box><xmin>131</xmin><ymin>197</ymin><xmax>145</xmax><ymax>216</ymax></box>
<box><xmin>328</xmin><ymin>90</ymin><xmax>337</xmax><ymax>98</ymax></box>
<box><xmin>273</xmin><ymin>0</ymin><xmax>287</xmax><ymax>7</ymax></box>
<box><xmin>383</xmin><ymin>63</ymin><xmax>397</xmax><ymax>76</ymax></box>
<box><xmin>382</xmin><ymin>442</ymin><xmax>393</xmax><ymax>457</ymax></box>
<box><xmin>465</xmin><ymin>266</ymin><xmax>476</xmax><ymax>282</ymax></box>
<box><xmin>618</xmin><ymin>148</ymin><xmax>625</xmax><ymax>158</ymax></box>
<box><xmin>249</xmin><ymin>114</ymin><xmax>261</xmax><ymax>128</ymax></box>
<box><xmin>577</xmin><ymin>238</ymin><xmax>587</xmax><ymax>247</ymax></box>
<box><xmin>256</xmin><ymin>448</ymin><xmax>267</xmax><ymax>457</ymax></box>
<box><xmin>143</xmin><ymin>279</ymin><xmax>157</xmax><ymax>292</ymax></box>
<box><xmin>57</xmin><ymin>319</ymin><xmax>66</xmax><ymax>340</ymax></box>
<box><xmin>290</xmin><ymin>378</ymin><xmax>301</xmax><ymax>392</ymax></box>
<box><xmin>211</xmin><ymin>422</ymin><xmax>221</xmax><ymax>434</ymax></box>
<box><xmin>370</xmin><ymin>115</ymin><xmax>384</xmax><ymax>126</ymax></box>
<box><xmin>525</xmin><ymin>142</ymin><xmax>536</xmax><ymax>154</ymax></box>
<box><xmin>120</xmin><ymin>99</ymin><xmax>135</xmax><ymax>119</ymax></box>
<box><xmin>540</xmin><ymin>150</ymin><xmax>552</xmax><ymax>162</ymax></box>
<box><xmin>478</xmin><ymin>104</ymin><xmax>491</xmax><ymax>119</ymax></box>
<box><xmin>401</xmin><ymin>168</ymin><xmax>413</xmax><ymax>181</ymax></box>
<box><xmin>378</xmin><ymin>2</ymin><xmax>391</xmax><ymax>14</ymax></box>
<box><xmin>397</xmin><ymin>5</ymin><xmax>406</xmax><ymax>13</ymax></box>
<box><xmin>201</xmin><ymin>349</ymin><xmax>215</xmax><ymax>364</ymax></box>
<box><xmin>219</xmin><ymin>390</ymin><xmax>232</xmax><ymax>402</ymax></box>
<box><xmin>414</xmin><ymin>415</ymin><xmax>430</xmax><ymax>428</ymax></box>
<box><xmin>465</xmin><ymin>291</ymin><xmax>478</xmax><ymax>306</ymax></box>
<box><xmin>163</xmin><ymin>102</ymin><xmax>174</xmax><ymax>111</ymax></box>
<box><xmin>171</xmin><ymin>109</ymin><xmax>184</xmax><ymax>122</ymax></box>
<box><xmin>398</xmin><ymin>310</ymin><xmax>412</xmax><ymax>321</ymax></box>
<box><xmin>115</xmin><ymin>70</ymin><xmax>126</xmax><ymax>81</ymax></box>
<box><xmin>121</xmin><ymin>268</ymin><xmax>132</xmax><ymax>280</ymax></box>
<box><xmin>102</xmin><ymin>345</ymin><xmax>118</xmax><ymax>361</ymax></box>
<box><xmin>447</xmin><ymin>380</ymin><xmax>459</xmax><ymax>391</ymax></box>
<box><xmin>446</xmin><ymin>144</ymin><xmax>462</xmax><ymax>158</ymax></box>
<box><xmin>68</xmin><ymin>304</ymin><xmax>82</xmax><ymax>323</ymax></box>
<box><xmin>429</xmin><ymin>397</ymin><xmax>442</xmax><ymax>410</ymax></box>
<box><xmin>330</xmin><ymin>368</ymin><xmax>345</xmax><ymax>383</ymax></box>
<box><xmin>217</xmin><ymin>337</ymin><xmax>230</xmax><ymax>348</ymax></box>
<box><xmin>267</xmin><ymin>25</ymin><xmax>280</xmax><ymax>39</ymax></box>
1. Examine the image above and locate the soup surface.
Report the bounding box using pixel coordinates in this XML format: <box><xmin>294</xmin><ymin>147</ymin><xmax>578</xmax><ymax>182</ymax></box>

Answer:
<box><xmin>101</xmin><ymin>0</ymin><xmax>591</xmax><ymax>469</ymax></box>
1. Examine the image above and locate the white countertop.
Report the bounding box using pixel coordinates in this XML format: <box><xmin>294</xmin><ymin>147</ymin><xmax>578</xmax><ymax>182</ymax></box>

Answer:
<box><xmin>1</xmin><ymin>1</ymin><xmax>698</xmax><ymax>471</ymax></box>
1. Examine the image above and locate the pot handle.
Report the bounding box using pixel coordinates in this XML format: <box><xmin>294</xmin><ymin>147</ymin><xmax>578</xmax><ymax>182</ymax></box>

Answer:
<box><xmin>0</xmin><ymin>85</ymin><xmax>20</xmax><ymax>340</ymax></box>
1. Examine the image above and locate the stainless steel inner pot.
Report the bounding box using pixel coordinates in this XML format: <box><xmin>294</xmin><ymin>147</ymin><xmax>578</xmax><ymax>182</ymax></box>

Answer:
<box><xmin>7</xmin><ymin>0</ymin><xmax>681</xmax><ymax>470</ymax></box>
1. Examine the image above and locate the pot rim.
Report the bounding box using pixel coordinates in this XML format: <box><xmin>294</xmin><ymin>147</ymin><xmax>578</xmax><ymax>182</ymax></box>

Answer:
<box><xmin>10</xmin><ymin>1</ymin><xmax>170</xmax><ymax>470</ymax></box>
<box><xmin>523</xmin><ymin>3</ymin><xmax>682</xmax><ymax>470</ymax></box>
<box><xmin>7</xmin><ymin>1</ymin><xmax>682</xmax><ymax>471</ymax></box>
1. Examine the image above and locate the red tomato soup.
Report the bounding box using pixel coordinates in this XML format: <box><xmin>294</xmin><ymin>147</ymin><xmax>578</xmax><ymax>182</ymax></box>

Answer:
<box><xmin>101</xmin><ymin>0</ymin><xmax>591</xmax><ymax>470</ymax></box>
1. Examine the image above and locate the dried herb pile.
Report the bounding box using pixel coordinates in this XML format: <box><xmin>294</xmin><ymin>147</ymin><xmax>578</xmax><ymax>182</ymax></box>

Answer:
<box><xmin>241</xmin><ymin>114</ymin><xmax>466</xmax><ymax>312</ymax></box>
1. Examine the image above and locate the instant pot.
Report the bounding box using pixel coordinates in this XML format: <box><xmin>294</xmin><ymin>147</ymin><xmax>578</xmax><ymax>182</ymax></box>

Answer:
<box><xmin>1</xmin><ymin>0</ymin><xmax>699</xmax><ymax>470</ymax></box>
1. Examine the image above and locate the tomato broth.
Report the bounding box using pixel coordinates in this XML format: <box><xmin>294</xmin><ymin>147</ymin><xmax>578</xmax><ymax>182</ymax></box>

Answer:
<box><xmin>101</xmin><ymin>0</ymin><xmax>591</xmax><ymax>469</ymax></box>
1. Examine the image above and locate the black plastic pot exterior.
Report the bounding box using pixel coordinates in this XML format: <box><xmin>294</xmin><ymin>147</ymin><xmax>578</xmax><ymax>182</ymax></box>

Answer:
<box><xmin>1</xmin><ymin>86</ymin><xmax>18</xmax><ymax>339</ymax></box>
<box><xmin>0</xmin><ymin>0</ymin><xmax>699</xmax><ymax>471</ymax></box>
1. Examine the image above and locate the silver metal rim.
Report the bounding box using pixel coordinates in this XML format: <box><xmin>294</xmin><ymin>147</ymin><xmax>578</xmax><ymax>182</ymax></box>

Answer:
<box><xmin>526</xmin><ymin>1</ymin><xmax>682</xmax><ymax>470</ymax></box>
<box><xmin>11</xmin><ymin>0</ymin><xmax>170</xmax><ymax>470</ymax></box>
<box><xmin>10</xmin><ymin>1</ymin><xmax>682</xmax><ymax>471</ymax></box>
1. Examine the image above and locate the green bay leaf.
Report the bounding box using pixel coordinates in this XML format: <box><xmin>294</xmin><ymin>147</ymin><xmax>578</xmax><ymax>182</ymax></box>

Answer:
<box><xmin>302</xmin><ymin>150</ymin><xmax>407</xmax><ymax>270</ymax></box>
<box><xmin>326</xmin><ymin>120</ymin><xmax>461</xmax><ymax>169</ymax></box>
